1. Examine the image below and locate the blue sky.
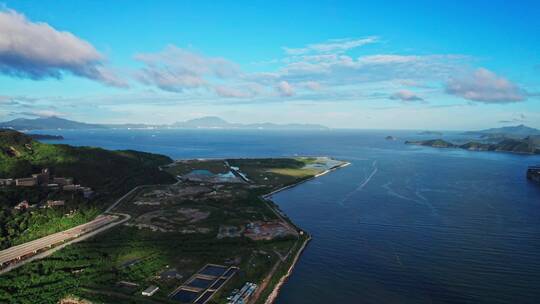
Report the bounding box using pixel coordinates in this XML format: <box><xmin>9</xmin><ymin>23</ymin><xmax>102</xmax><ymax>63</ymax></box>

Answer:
<box><xmin>0</xmin><ymin>0</ymin><xmax>539</xmax><ymax>130</ymax></box>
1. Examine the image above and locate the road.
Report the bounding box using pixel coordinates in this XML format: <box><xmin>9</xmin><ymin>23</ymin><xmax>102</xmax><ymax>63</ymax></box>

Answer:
<box><xmin>0</xmin><ymin>175</ymin><xmax>158</xmax><ymax>275</ymax></box>
<box><xmin>0</xmin><ymin>213</ymin><xmax>131</xmax><ymax>274</ymax></box>
<box><xmin>0</xmin><ymin>215</ymin><xmax>117</xmax><ymax>267</ymax></box>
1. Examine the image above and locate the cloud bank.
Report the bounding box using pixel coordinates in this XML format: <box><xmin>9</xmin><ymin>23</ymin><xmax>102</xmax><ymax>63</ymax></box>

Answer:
<box><xmin>389</xmin><ymin>90</ymin><xmax>424</xmax><ymax>102</ymax></box>
<box><xmin>134</xmin><ymin>45</ymin><xmax>240</xmax><ymax>93</ymax></box>
<box><xmin>445</xmin><ymin>68</ymin><xmax>525</xmax><ymax>103</ymax></box>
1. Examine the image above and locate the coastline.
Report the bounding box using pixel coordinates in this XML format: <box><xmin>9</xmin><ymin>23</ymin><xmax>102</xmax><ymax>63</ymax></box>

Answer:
<box><xmin>263</xmin><ymin>161</ymin><xmax>351</xmax><ymax>199</ymax></box>
<box><xmin>263</xmin><ymin>234</ymin><xmax>311</xmax><ymax>304</ymax></box>
<box><xmin>259</xmin><ymin>160</ymin><xmax>350</xmax><ymax>304</ymax></box>
<box><xmin>406</xmin><ymin>141</ymin><xmax>540</xmax><ymax>155</ymax></box>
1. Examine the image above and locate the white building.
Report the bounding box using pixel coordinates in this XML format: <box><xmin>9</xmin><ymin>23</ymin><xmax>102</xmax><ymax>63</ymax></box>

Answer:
<box><xmin>142</xmin><ymin>285</ymin><xmax>159</xmax><ymax>297</ymax></box>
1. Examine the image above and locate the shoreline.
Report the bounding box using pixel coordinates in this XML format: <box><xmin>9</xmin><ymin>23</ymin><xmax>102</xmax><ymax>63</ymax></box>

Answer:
<box><xmin>263</xmin><ymin>234</ymin><xmax>311</xmax><ymax>304</ymax></box>
<box><xmin>263</xmin><ymin>161</ymin><xmax>351</xmax><ymax>199</ymax></box>
<box><xmin>406</xmin><ymin>142</ymin><xmax>540</xmax><ymax>155</ymax></box>
<box><xmin>260</xmin><ymin>160</ymin><xmax>350</xmax><ymax>304</ymax></box>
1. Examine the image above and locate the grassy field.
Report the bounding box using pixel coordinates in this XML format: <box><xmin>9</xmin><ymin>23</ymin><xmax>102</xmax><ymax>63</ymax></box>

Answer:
<box><xmin>266</xmin><ymin>168</ymin><xmax>319</xmax><ymax>178</ymax></box>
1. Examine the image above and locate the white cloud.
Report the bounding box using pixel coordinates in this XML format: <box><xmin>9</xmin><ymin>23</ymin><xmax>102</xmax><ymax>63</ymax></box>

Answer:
<box><xmin>445</xmin><ymin>68</ymin><xmax>525</xmax><ymax>103</ymax></box>
<box><xmin>358</xmin><ymin>54</ymin><xmax>420</xmax><ymax>64</ymax></box>
<box><xmin>283</xmin><ymin>37</ymin><xmax>378</xmax><ymax>55</ymax></box>
<box><xmin>301</xmin><ymin>81</ymin><xmax>322</xmax><ymax>91</ymax></box>
<box><xmin>126</xmin><ymin>39</ymin><xmax>527</xmax><ymax>109</ymax></box>
<box><xmin>275</xmin><ymin>53</ymin><xmax>466</xmax><ymax>87</ymax></box>
<box><xmin>498</xmin><ymin>113</ymin><xmax>527</xmax><ymax>124</ymax></box>
<box><xmin>389</xmin><ymin>90</ymin><xmax>424</xmax><ymax>102</ymax></box>
<box><xmin>213</xmin><ymin>83</ymin><xmax>264</xmax><ymax>98</ymax></box>
<box><xmin>134</xmin><ymin>45</ymin><xmax>240</xmax><ymax>92</ymax></box>
<box><xmin>0</xmin><ymin>9</ymin><xmax>126</xmax><ymax>87</ymax></box>
<box><xmin>131</xmin><ymin>38</ymin><xmax>475</xmax><ymax>105</ymax></box>
<box><xmin>276</xmin><ymin>81</ymin><xmax>295</xmax><ymax>97</ymax></box>
<box><xmin>214</xmin><ymin>86</ymin><xmax>253</xmax><ymax>98</ymax></box>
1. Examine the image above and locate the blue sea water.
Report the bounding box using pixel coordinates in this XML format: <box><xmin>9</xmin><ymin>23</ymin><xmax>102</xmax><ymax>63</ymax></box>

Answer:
<box><xmin>36</xmin><ymin>129</ymin><xmax>540</xmax><ymax>303</ymax></box>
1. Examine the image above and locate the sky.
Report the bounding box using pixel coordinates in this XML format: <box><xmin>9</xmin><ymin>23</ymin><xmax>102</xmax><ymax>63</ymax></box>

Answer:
<box><xmin>0</xmin><ymin>0</ymin><xmax>539</xmax><ymax>130</ymax></box>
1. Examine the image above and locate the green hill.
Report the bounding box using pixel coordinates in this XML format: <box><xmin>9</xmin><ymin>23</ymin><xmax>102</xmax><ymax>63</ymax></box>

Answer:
<box><xmin>405</xmin><ymin>139</ymin><xmax>456</xmax><ymax>148</ymax></box>
<box><xmin>406</xmin><ymin>136</ymin><xmax>539</xmax><ymax>154</ymax></box>
<box><xmin>0</xmin><ymin>129</ymin><xmax>175</xmax><ymax>249</ymax></box>
<box><xmin>0</xmin><ymin>129</ymin><xmax>175</xmax><ymax>198</ymax></box>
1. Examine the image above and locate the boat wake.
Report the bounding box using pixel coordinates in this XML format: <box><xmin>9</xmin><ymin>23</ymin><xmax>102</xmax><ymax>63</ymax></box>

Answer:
<box><xmin>338</xmin><ymin>160</ymin><xmax>378</xmax><ymax>205</ymax></box>
<box><xmin>382</xmin><ymin>182</ymin><xmax>439</xmax><ymax>216</ymax></box>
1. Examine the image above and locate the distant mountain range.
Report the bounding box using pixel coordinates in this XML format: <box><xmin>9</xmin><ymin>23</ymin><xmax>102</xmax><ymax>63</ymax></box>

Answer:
<box><xmin>0</xmin><ymin>116</ymin><xmax>329</xmax><ymax>131</ymax></box>
<box><xmin>0</xmin><ymin>116</ymin><xmax>105</xmax><ymax>130</ymax></box>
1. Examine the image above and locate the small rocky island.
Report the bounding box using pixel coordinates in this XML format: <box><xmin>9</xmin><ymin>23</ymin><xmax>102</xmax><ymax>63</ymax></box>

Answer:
<box><xmin>385</xmin><ymin>136</ymin><xmax>397</xmax><ymax>141</ymax></box>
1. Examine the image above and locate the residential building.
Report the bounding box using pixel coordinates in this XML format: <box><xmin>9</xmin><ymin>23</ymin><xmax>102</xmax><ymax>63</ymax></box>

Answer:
<box><xmin>32</xmin><ymin>168</ymin><xmax>50</xmax><ymax>185</ymax></box>
<box><xmin>15</xmin><ymin>178</ymin><xmax>37</xmax><ymax>187</ymax></box>
<box><xmin>0</xmin><ymin>179</ymin><xmax>14</xmax><ymax>186</ymax></box>
<box><xmin>81</xmin><ymin>187</ymin><xmax>94</xmax><ymax>199</ymax></box>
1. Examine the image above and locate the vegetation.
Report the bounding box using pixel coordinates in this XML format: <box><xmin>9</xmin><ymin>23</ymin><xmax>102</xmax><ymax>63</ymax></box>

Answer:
<box><xmin>10</xmin><ymin>208</ymin><xmax>100</xmax><ymax>245</ymax></box>
<box><xmin>0</xmin><ymin>151</ymin><xmax>345</xmax><ymax>304</ymax></box>
<box><xmin>228</xmin><ymin>158</ymin><xmax>313</xmax><ymax>186</ymax></box>
<box><xmin>405</xmin><ymin>139</ymin><xmax>456</xmax><ymax>148</ymax></box>
<box><xmin>0</xmin><ymin>129</ymin><xmax>175</xmax><ymax>200</ymax></box>
<box><xmin>0</xmin><ymin>223</ymin><xmax>296</xmax><ymax>303</ymax></box>
<box><xmin>406</xmin><ymin>137</ymin><xmax>540</xmax><ymax>154</ymax></box>
<box><xmin>0</xmin><ymin>129</ymin><xmax>175</xmax><ymax>248</ymax></box>
<box><xmin>163</xmin><ymin>160</ymin><xmax>230</xmax><ymax>176</ymax></box>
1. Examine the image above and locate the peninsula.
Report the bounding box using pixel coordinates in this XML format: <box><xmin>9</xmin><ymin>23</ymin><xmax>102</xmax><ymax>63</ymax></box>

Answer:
<box><xmin>0</xmin><ymin>129</ymin><xmax>348</xmax><ymax>304</ymax></box>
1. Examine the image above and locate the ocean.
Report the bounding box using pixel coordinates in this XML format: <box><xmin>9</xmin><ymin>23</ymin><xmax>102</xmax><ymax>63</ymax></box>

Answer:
<box><xmin>36</xmin><ymin>129</ymin><xmax>540</xmax><ymax>304</ymax></box>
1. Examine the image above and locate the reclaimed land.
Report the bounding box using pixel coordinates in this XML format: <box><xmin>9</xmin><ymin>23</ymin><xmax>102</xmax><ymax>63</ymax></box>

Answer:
<box><xmin>0</xmin><ymin>130</ymin><xmax>348</xmax><ymax>304</ymax></box>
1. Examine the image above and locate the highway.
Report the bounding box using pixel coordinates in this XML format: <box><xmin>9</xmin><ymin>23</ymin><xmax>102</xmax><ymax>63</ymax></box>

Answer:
<box><xmin>0</xmin><ymin>215</ymin><xmax>117</xmax><ymax>267</ymax></box>
<box><xmin>0</xmin><ymin>176</ymin><xmax>140</xmax><ymax>275</ymax></box>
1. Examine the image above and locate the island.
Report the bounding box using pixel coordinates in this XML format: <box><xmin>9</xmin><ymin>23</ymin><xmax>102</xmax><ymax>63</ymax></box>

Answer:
<box><xmin>406</xmin><ymin>137</ymin><xmax>540</xmax><ymax>154</ymax></box>
<box><xmin>385</xmin><ymin>136</ymin><xmax>397</xmax><ymax>141</ymax></box>
<box><xmin>0</xmin><ymin>129</ymin><xmax>349</xmax><ymax>304</ymax></box>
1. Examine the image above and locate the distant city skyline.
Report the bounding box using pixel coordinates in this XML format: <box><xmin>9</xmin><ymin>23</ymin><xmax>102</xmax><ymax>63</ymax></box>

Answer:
<box><xmin>1</xmin><ymin>1</ymin><xmax>539</xmax><ymax>130</ymax></box>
